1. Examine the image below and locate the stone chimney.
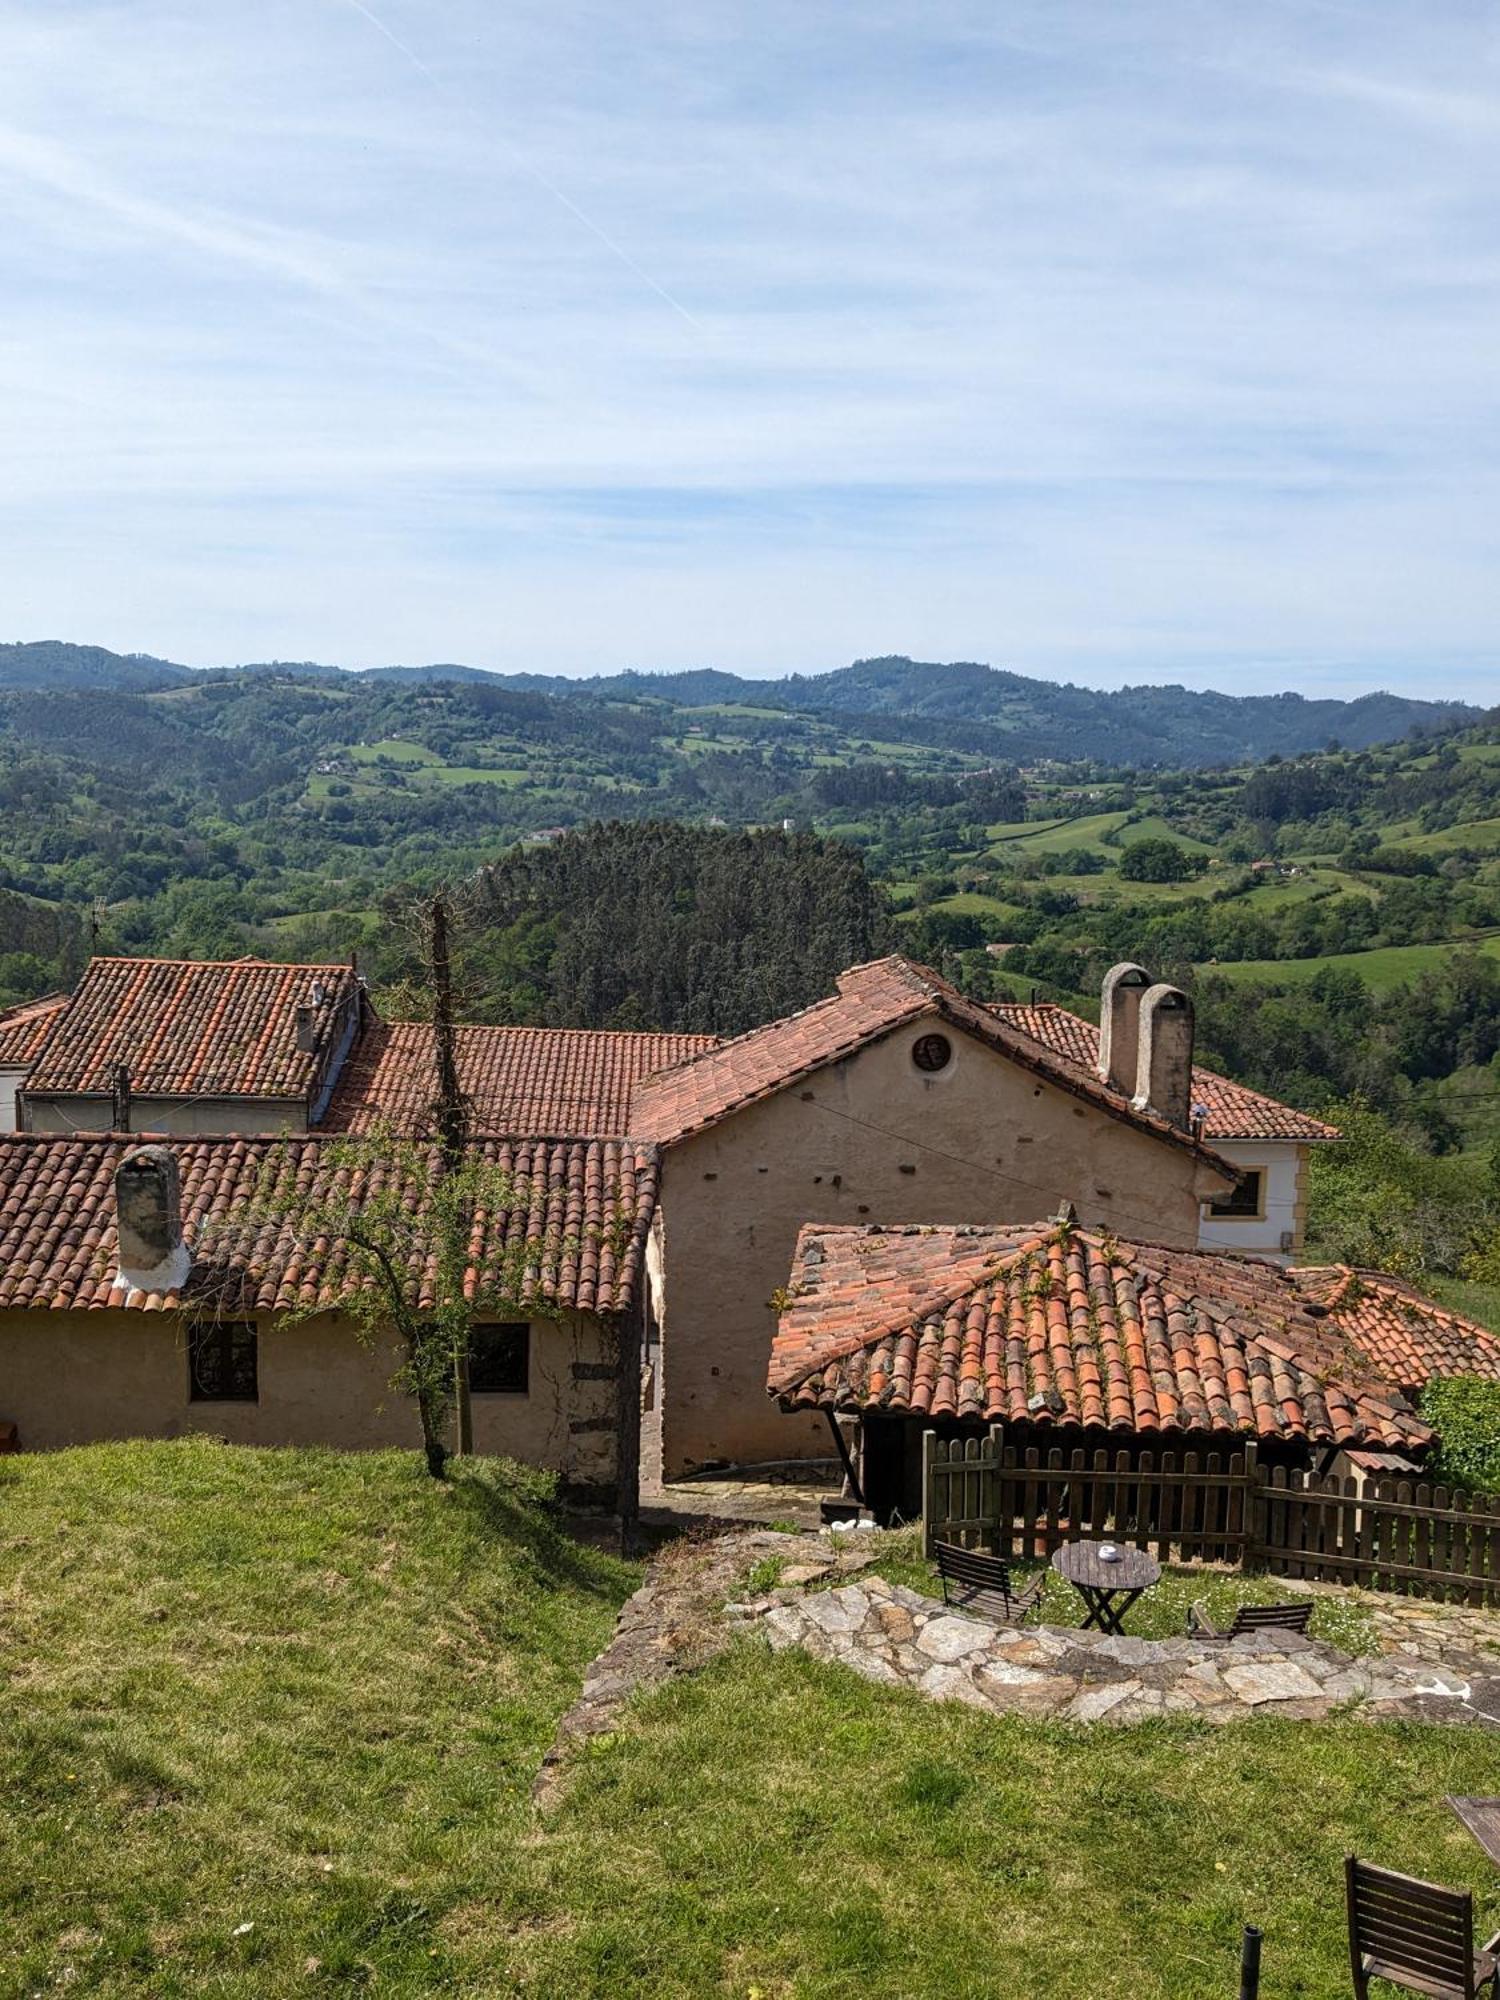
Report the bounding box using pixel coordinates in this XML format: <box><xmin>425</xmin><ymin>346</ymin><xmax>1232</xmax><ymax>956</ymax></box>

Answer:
<box><xmin>115</xmin><ymin>1146</ymin><xmax>191</xmax><ymax>1295</ymax></box>
<box><xmin>1132</xmin><ymin>984</ymin><xmax>1195</xmax><ymax>1128</ymax></box>
<box><xmin>1097</xmin><ymin>962</ymin><xmax>1152</xmax><ymax>1099</ymax></box>
<box><xmin>294</xmin><ymin>1004</ymin><xmax>318</xmax><ymax>1054</ymax></box>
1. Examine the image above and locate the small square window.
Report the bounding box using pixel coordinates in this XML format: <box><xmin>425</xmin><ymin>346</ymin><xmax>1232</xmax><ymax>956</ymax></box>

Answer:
<box><xmin>188</xmin><ymin>1318</ymin><xmax>258</xmax><ymax>1402</ymax></box>
<box><xmin>1209</xmin><ymin>1170</ymin><xmax>1263</xmax><ymax>1220</ymax></box>
<box><xmin>469</xmin><ymin>1322</ymin><xmax>530</xmax><ymax>1395</ymax></box>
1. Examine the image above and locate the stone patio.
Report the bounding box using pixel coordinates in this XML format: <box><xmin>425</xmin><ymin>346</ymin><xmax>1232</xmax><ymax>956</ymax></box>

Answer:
<box><xmin>758</xmin><ymin>1576</ymin><xmax>1500</xmax><ymax>1729</ymax></box>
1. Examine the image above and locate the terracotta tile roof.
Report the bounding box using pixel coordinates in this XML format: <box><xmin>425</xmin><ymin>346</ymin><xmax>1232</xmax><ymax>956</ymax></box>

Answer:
<box><xmin>1291</xmin><ymin>1266</ymin><xmax>1500</xmax><ymax>1389</ymax></box>
<box><xmin>24</xmin><ymin>958</ymin><xmax>364</xmax><ymax>1103</ymax></box>
<box><xmin>0</xmin><ymin>1132</ymin><xmax>655</xmax><ymax>1318</ymax></box>
<box><xmin>0</xmin><ymin>993</ymin><xmax>68</xmax><ymax>1068</ymax></box>
<box><xmin>991</xmin><ymin>1001</ymin><xmax>1340</xmax><ymax>1143</ymax></box>
<box><xmin>769</xmin><ymin>1220</ymin><xmax>1430</xmax><ymax>1450</ymax></box>
<box><xmin>629</xmin><ymin>956</ymin><xmax>1238</xmax><ymax>1176</ymax></box>
<box><xmin>324</xmin><ymin>1021</ymin><xmax>715</xmax><ymax>1137</ymax></box>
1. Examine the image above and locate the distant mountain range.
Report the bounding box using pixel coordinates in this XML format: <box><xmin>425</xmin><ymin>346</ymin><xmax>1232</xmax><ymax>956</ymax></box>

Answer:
<box><xmin>0</xmin><ymin>641</ymin><xmax>1482</xmax><ymax>765</ymax></box>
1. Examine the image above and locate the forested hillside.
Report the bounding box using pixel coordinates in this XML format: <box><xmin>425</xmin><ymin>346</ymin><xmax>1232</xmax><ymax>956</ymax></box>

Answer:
<box><xmin>0</xmin><ymin>640</ymin><xmax>1473</xmax><ymax>762</ymax></box>
<box><xmin>3</xmin><ymin>640</ymin><xmax>1500</xmax><ymax>1318</ymax></box>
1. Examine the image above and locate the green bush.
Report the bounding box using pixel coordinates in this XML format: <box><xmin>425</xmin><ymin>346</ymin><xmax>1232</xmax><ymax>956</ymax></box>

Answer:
<box><xmin>1419</xmin><ymin>1376</ymin><xmax>1500</xmax><ymax>1493</ymax></box>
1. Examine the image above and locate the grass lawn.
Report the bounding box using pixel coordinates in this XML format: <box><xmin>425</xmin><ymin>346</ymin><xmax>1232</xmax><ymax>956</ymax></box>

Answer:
<box><xmin>1427</xmin><ymin>1274</ymin><xmax>1500</xmax><ymax>1336</ymax></box>
<box><xmin>0</xmin><ymin>1441</ymin><xmax>636</xmax><ymax>1997</ymax></box>
<box><xmin>526</xmin><ymin>1647</ymin><xmax>1500</xmax><ymax>1999</ymax></box>
<box><xmin>7</xmin><ymin>1445</ymin><xmax>1500</xmax><ymax>1997</ymax></box>
<box><xmin>984</xmin><ymin>810</ymin><xmax>1130</xmax><ymax>857</ymax></box>
<box><xmin>1198</xmin><ymin>935</ymin><xmax>1500</xmax><ymax>993</ymax></box>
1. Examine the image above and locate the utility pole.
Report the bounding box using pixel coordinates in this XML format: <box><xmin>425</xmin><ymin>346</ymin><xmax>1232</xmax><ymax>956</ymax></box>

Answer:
<box><xmin>423</xmin><ymin>889</ymin><xmax>473</xmax><ymax>1456</ymax></box>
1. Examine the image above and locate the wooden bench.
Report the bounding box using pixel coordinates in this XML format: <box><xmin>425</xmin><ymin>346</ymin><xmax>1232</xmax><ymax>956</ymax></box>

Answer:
<box><xmin>1346</xmin><ymin>1855</ymin><xmax>1500</xmax><ymax>2000</ymax></box>
<box><xmin>932</xmin><ymin>1542</ymin><xmax>1044</xmax><ymax>1627</ymax></box>
<box><xmin>1188</xmin><ymin>1600</ymin><xmax>1312</xmax><ymax>1640</ymax></box>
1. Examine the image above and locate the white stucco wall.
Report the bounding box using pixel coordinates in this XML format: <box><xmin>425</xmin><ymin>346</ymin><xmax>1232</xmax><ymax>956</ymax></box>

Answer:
<box><xmin>1197</xmin><ymin>1141</ymin><xmax>1310</xmax><ymax>1262</ymax></box>
<box><xmin>25</xmin><ymin>1095</ymin><xmax>310</xmax><ymax>1135</ymax></box>
<box><xmin>0</xmin><ymin>1067</ymin><xmax>24</xmax><ymax>1132</ymax></box>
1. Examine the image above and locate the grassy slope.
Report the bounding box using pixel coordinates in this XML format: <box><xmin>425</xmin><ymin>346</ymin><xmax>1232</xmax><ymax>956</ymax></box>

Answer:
<box><xmin>0</xmin><ymin>1441</ymin><xmax>636</xmax><ymax>1997</ymax></box>
<box><xmin>1199</xmin><ymin>935</ymin><xmax>1500</xmax><ymax>992</ymax></box>
<box><xmin>528</xmin><ymin>1649</ymin><xmax>1500</xmax><ymax>1999</ymax></box>
<box><xmin>7</xmin><ymin>1446</ymin><xmax>1500</xmax><ymax>1998</ymax></box>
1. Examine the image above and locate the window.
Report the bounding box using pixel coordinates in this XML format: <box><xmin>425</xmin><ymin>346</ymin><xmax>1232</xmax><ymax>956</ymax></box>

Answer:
<box><xmin>911</xmin><ymin>1032</ymin><xmax>953</xmax><ymax>1074</ymax></box>
<box><xmin>469</xmin><ymin>1322</ymin><xmax>530</xmax><ymax>1394</ymax></box>
<box><xmin>1208</xmin><ymin>1170</ymin><xmax>1263</xmax><ymax>1220</ymax></box>
<box><xmin>188</xmin><ymin>1318</ymin><xmax>258</xmax><ymax>1401</ymax></box>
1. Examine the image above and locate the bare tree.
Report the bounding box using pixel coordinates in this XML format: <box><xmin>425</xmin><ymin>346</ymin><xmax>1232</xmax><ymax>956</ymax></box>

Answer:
<box><xmin>420</xmin><ymin>888</ymin><xmax>475</xmax><ymax>1454</ymax></box>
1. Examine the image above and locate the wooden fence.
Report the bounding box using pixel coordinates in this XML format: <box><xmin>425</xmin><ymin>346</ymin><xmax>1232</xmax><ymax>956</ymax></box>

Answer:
<box><xmin>923</xmin><ymin>1430</ymin><xmax>1500</xmax><ymax>1608</ymax></box>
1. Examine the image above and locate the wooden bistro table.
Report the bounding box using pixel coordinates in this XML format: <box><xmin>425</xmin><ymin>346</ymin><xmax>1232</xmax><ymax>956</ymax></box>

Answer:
<box><xmin>1447</xmin><ymin>1798</ymin><xmax>1500</xmax><ymax>1866</ymax></box>
<box><xmin>1051</xmin><ymin>1540</ymin><xmax>1161</xmax><ymax>1636</ymax></box>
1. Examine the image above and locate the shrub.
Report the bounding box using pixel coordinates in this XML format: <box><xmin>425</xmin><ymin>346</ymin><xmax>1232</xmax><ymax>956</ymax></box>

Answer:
<box><xmin>1419</xmin><ymin>1377</ymin><xmax>1500</xmax><ymax>1493</ymax></box>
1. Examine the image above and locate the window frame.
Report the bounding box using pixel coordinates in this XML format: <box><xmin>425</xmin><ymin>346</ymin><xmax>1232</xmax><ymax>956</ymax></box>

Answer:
<box><xmin>1207</xmin><ymin>1169</ymin><xmax>1266</xmax><ymax>1222</ymax></box>
<box><xmin>468</xmin><ymin>1320</ymin><xmax>531</xmax><ymax>1396</ymax></box>
<box><xmin>187</xmin><ymin>1316</ymin><xmax>259</xmax><ymax>1403</ymax></box>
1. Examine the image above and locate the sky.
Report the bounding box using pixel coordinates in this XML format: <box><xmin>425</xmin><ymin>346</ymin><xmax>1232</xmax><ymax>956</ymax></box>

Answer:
<box><xmin>0</xmin><ymin>1</ymin><xmax>1497</xmax><ymax>696</ymax></box>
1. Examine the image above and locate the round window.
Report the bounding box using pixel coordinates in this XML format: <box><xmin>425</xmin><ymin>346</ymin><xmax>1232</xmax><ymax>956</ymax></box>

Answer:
<box><xmin>911</xmin><ymin>1032</ymin><xmax>953</xmax><ymax>1074</ymax></box>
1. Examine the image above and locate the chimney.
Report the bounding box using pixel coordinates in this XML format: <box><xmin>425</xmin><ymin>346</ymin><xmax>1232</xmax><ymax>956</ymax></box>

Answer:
<box><xmin>294</xmin><ymin>1004</ymin><xmax>318</xmax><ymax>1054</ymax></box>
<box><xmin>1132</xmin><ymin>983</ymin><xmax>1195</xmax><ymax>1128</ymax></box>
<box><xmin>1098</xmin><ymin>963</ymin><xmax>1152</xmax><ymax>1099</ymax></box>
<box><xmin>115</xmin><ymin>1146</ymin><xmax>191</xmax><ymax>1295</ymax></box>
<box><xmin>111</xmin><ymin>1060</ymin><xmax>131</xmax><ymax>1134</ymax></box>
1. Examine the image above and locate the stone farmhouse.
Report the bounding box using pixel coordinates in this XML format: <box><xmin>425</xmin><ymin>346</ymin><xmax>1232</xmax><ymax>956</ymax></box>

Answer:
<box><xmin>0</xmin><ymin>950</ymin><xmax>1490</xmax><ymax>1495</ymax></box>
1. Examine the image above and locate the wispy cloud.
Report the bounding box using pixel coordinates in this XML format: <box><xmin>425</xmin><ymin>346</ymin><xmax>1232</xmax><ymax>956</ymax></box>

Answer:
<box><xmin>0</xmin><ymin>0</ymin><xmax>1495</xmax><ymax>689</ymax></box>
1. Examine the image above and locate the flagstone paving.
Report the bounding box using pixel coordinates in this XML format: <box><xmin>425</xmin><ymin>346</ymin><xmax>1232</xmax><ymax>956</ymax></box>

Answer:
<box><xmin>759</xmin><ymin>1576</ymin><xmax>1500</xmax><ymax>1729</ymax></box>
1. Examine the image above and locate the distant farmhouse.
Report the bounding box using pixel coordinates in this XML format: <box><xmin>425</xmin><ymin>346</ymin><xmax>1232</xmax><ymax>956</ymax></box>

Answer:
<box><xmin>0</xmin><ymin>951</ymin><xmax>1492</xmax><ymax>1502</ymax></box>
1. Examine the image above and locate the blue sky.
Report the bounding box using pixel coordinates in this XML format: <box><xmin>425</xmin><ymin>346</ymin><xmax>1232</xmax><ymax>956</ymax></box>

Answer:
<box><xmin>0</xmin><ymin>1</ymin><xmax>1497</xmax><ymax>694</ymax></box>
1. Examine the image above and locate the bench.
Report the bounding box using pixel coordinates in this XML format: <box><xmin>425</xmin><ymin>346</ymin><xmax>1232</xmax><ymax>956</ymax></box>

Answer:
<box><xmin>1188</xmin><ymin>1600</ymin><xmax>1313</xmax><ymax>1640</ymax></box>
<box><xmin>932</xmin><ymin>1541</ymin><xmax>1044</xmax><ymax>1627</ymax></box>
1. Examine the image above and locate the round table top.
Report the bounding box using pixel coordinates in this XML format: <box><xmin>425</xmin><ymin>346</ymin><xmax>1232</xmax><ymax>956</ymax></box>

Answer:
<box><xmin>1051</xmin><ymin>1539</ymin><xmax>1161</xmax><ymax>1591</ymax></box>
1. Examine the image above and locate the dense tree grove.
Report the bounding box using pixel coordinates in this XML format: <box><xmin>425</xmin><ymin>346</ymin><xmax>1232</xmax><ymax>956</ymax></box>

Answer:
<box><xmin>461</xmin><ymin>823</ymin><xmax>892</xmax><ymax>1034</ymax></box>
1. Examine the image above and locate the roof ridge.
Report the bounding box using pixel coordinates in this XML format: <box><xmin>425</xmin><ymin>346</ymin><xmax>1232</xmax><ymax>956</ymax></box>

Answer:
<box><xmin>84</xmin><ymin>954</ymin><xmax>357</xmax><ymax>973</ymax></box>
<box><xmin>380</xmin><ymin>1019</ymin><xmax>717</xmax><ymax>1043</ymax></box>
<box><xmin>631</xmin><ymin>958</ymin><xmax>1239</xmax><ymax>1174</ymax></box>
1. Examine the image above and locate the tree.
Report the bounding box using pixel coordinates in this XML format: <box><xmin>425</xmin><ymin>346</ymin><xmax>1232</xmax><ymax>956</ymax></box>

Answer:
<box><xmin>1117</xmin><ymin>837</ymin><xmax>1196</xmax><ymax>883</ymax></box>
<box><xmin>211</xmin><ymin>1127</ymin><xmax>599</xmax><ymax>1480</ymax></box>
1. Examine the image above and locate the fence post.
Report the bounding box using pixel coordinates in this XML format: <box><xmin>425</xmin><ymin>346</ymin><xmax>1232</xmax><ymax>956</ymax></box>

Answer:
<box><xmin>1242</xmin><ymin>1439</ymin><xmax>1261</xmax><ymax>1573</ymax></box>
<box><xmin>1239</xmin><ymin>1924</ymin><xmax>1262</xmax><ymax>2000</ymax></box>
<box><xmin>922</xmin><ymin>1429</ymin><xmax>936</xmax><ymax>1558</ymax></box>
<box><xmin>989</xmin><ymin>1423</ymin><xmax>1005</xmax><ymax>1557</ymax></box>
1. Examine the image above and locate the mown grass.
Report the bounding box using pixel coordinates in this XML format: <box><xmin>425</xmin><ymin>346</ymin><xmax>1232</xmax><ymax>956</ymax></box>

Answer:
<box><xmin>0</xmin><ymin>1440</ymin><xmax>636</xmax><ymax>1997</ymax></box>
<box><xmin>520</xmin><ymin>1645</ymin><xmax>1500</xmax><ymax>1999</ymax></box>
<box><xmin>6</xmin><ymin>1444</ymin><xmax>1500</xmax><ymax>1997</ymax></box>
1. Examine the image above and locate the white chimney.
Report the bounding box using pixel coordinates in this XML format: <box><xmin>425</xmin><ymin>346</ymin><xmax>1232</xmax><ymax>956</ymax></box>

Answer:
<box><xmin>1132</xmin><ymin>984</ymin><xmax>1195</xmax><ymax>1128</ymax></box>
<box><xmin>115</xmin><ymin>1146</ymin><xmax>191</xmax><ymax>1295</ymax></box>
<box><xmin>294</xmin><ymin>1004</ymin><xmax>318</xmax><ymax>1054</ymax></box>
<box><xmin>1098</xmin><ymin>962</ymin><xmax>1151</xmax><ymax>1099</ymax></box>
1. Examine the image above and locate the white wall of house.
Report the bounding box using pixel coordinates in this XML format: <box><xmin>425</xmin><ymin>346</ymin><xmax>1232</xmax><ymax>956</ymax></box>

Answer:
<box><xmin>25</xmin><ymin>1095</ymin><xmax>311</xmax><ymax>1135</ymax></box>
<box><xmin>0</xmin><ymin>1068</ymin><xmax>24</xmax><ymax>1132</ymax></box>
<box><xmin>1197</xmin><ymin>1141</ymin><xmax>1310</xmax><ymax>1261</ymax></box>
